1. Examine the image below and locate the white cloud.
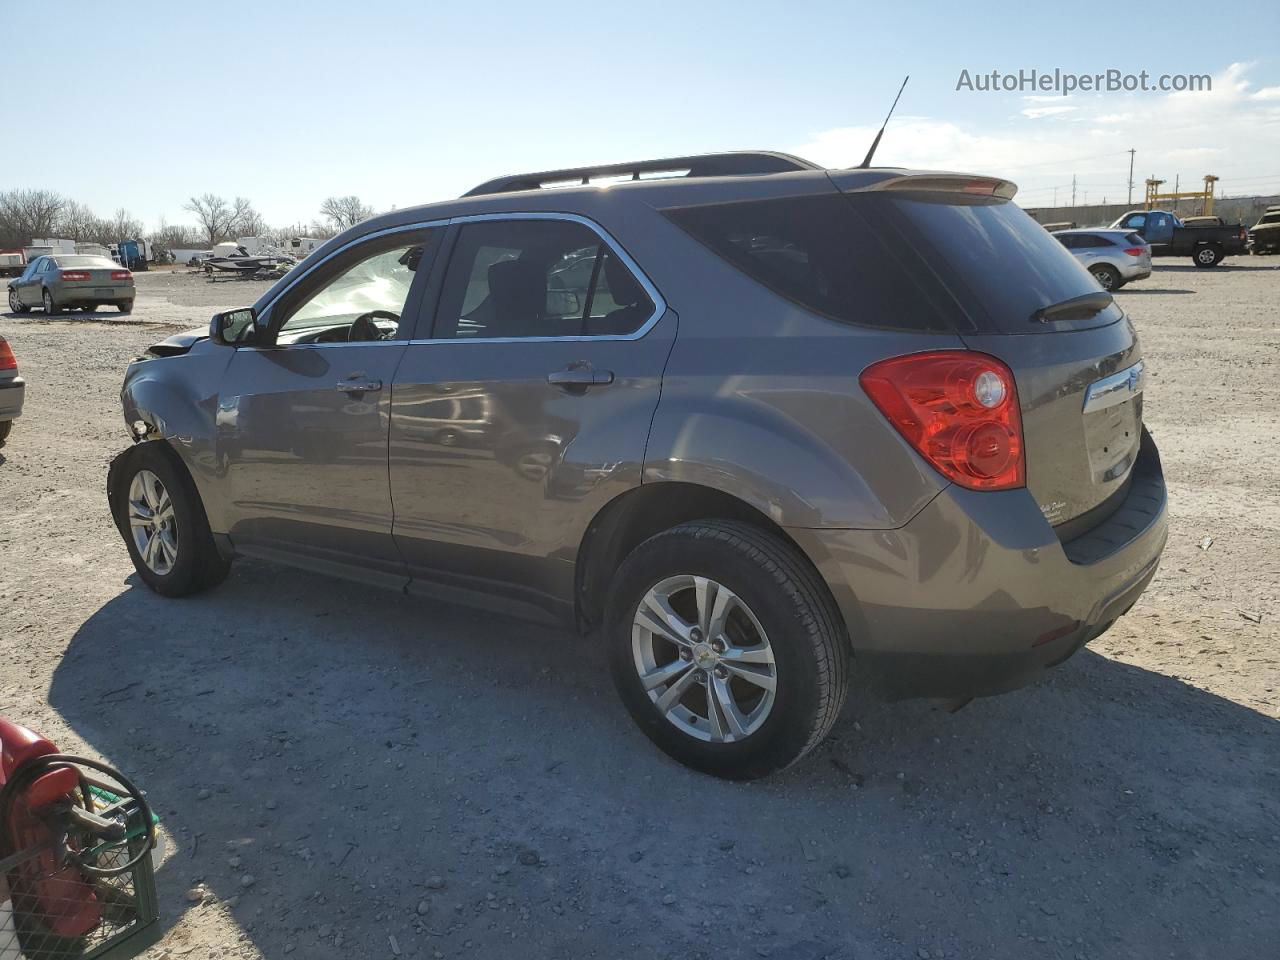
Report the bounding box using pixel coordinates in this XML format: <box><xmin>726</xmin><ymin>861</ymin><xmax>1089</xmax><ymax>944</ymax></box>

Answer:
<box><xmin>790</xmin><ymin>62</ymin><xmax>1280</xmax><ymax>206</ymax></box>
<box><xmin>1021</xmin><ymin>105</ymin><xmax>1077</xmax><ymax>118</ymax></box>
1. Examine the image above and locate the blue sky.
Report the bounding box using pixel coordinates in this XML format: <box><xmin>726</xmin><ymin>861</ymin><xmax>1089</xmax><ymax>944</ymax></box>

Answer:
<box><xmin>4</xmin><ymin>0</ymin><xmax>1278</xmax><ymax>228</ymax></box>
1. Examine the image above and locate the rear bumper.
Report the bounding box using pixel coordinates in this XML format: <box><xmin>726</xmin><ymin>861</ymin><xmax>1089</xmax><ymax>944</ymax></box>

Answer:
<box><xmin>0</xmin><ymin>376</ymin><xmax>25</xmax><ymax>420</ymax></box>
<box><xmin>791</xmin><ymin>432</ymin><xmax>1167</xmax><ymax>700</ymax></box>
<box><xmin>1119</xmin><ymin>262</ymin><xmax>1152</xmax><ymax>281</ymax></box>
<box><xmin>56</xmin><ymin>284</ymin><xmax>133</xmax><ymax>304</ymax></box>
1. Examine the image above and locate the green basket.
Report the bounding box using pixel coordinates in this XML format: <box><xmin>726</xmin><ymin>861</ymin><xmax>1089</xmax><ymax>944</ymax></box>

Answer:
<box><xmin>1</xmin><ymin>793</ymin><xmax>160</xmax><ymax>960</ymax></box>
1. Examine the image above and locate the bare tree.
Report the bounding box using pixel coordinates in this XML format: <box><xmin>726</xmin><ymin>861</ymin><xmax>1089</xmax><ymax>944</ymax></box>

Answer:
<box><xmin>319</xmin><ymin>195</ymin><xmax>374</xmax><ymax>231</ymax></box>
<box><xmin>54</xmin><ymin>200</ymin><xmax>100</xmax><ymax>241</ymax></box>
<box><xmin>183</xmin><ymin>193</ymin><xmax>233</xmax><ymax>245</ymax></box>
<box><xmin>229</xmin><ymin>196</ymin><xmax>266</xmax><ymax>237</ymax></box>
<box><xmin>151</xmin><ymin>220</ymin><xmax>202</xmax><ymax>249</ymax></box>
<box><xmin>103</xmin><ymin>208</ymin><xmax>144</xmax><ymax>243</ymax></box>
<box><xmin>0</xmin><ymin>188</ymin><xmax>67</xmax><ymax>247</ymax></box>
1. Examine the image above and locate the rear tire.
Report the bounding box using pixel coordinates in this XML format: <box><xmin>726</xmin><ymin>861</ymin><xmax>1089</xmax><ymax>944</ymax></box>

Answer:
<box><xmin>1193</xmin><ymin>244</ymin><xmax>1223</xmax><ymax>268</ymax></box>
<box><xmin>42</xmin><ymin>289</ymin><xmax>61</xmax><ymax>315</ymax></box>
<box><xmin>606</xmin><ymin>520</ymin><xmax>849</xmax><ymax>780</ymax></box>
<box><xmin>117</xmin><ymin>300</ymin><xmax>133</xmax><ymax>314</ymax></box>
<box><xmin>1089</xmin><ymin>264</ymin><xmax>1121</xmax><ymax>291</ymax></box>
<box><xmin>108</xmin><ymin>442</ymin><xmax>230</xmax><ymax>597</ymax></box>
<box><xmin>0</xmin><ymin>421</ymin><xmax>11</xmax><ymax>447</ymax></box>
<box><xmin>80</xmin><ymin>303</ymin><xmax>98</xmax><ymax>313</ymax></box>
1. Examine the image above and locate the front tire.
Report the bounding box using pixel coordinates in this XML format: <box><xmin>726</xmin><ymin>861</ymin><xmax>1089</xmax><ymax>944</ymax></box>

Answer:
<box><xmin>108</xmin><ymin>443</ymin><xmax>230</xmax><ymax>597</ymax></box>
<box><xmin>1193</xmin><ymin>244</ymin><xmax>1223</xmax><ymax>268</ymax></box>
<box><xmin>8</xmin><ymin>288</ymin><xmax>30</xmax><ymax>314</ymax></box>
<box><xmin>606</xmin><ymin>520</ymin><xmax>849</xmax><ymax>780</ymax></box>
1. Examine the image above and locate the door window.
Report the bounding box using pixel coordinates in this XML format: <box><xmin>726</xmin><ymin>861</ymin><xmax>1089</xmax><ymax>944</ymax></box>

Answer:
<box><xmin>432</xmin><ymin>219</ymin><xmax>655</xmax><ymax>340</ymax></box>
<box><xmin>272</xmin><ymin>230</ymin><xmax>437</xmax><ymax>345</ymax></box>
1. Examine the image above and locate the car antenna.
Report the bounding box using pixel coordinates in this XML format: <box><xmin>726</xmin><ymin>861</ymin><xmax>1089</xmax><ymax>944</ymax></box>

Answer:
<box><xmin>858</xmin><ymin>75</ymin><xmax>909</xmax><ymax>169</ymax></box>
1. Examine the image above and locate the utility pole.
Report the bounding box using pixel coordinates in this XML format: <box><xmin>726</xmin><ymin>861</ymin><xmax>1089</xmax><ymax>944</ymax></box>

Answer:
<box><xmin>1127</xmin><ymin>148</ymin><xmax>1136</xmax><ymax>205</ymax></box>
<box><xmin>1071</xmin><ymin>174</ymin><xmax>1077</xmax><ymax>208</ymax></box>
<box><xmin>1053</xmin><ymin>186</ymin><xmax>1058</xmax><ymax>208</ymax></box>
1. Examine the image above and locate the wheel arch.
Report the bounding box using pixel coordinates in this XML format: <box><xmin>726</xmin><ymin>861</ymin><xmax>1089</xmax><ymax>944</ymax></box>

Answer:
<box><xmin>575</xmin><ymin>481</ymin><xmax>827</xmax><ymax>632</ymax></box>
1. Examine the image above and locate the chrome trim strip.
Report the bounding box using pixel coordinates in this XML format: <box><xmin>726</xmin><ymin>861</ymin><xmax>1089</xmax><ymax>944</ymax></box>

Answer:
<box><xmin>1083</xmin><ymin>360</ymin><xmax>1145</xmax><ymax>414</ymax></box>
<box><xmin>239</xmin><ymin>340</ymin><xmax>407</xmax><ymax>352</ymax></box>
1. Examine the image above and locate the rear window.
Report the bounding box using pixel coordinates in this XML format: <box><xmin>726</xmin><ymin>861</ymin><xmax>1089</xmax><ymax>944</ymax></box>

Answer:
<box><xmin>53</xmin><ymin>256</ymin><xmax>116</xmax><ymax>268</ymax></box>
<box><xmin>867</xmin><ymin>194</ymin><xmax>1119</xmax><ymax>333</ymax></box>
<box><xmin>664</xmin><ymin>192</ymin><xmax>1119</xmax><ymax>334</ymax></box>
<box><xmin>661</xmin><ymin>195</ymin><xmax>955</xmax><ymax>331</ymax></box>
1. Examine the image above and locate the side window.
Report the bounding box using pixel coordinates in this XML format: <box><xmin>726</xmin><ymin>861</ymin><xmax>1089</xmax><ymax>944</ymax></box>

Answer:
<box><xmin>432</xmin><ymin>219</ymin><xmax>655</xmax><ymax>340</ymax></box>
<box><xmin>1123</xmin><ymin>214</ymin><xmax>1146</xmax><ymax>229</ymax></box>
<box><xmin>1056</xmin><ymin>235</ymin><xmax>1077</xmax><ymax>249</ymax></box>
<box><xmin>273</xmin><ymin>230</ymin><xmax>436</xmax><ymax>345</ymax></box>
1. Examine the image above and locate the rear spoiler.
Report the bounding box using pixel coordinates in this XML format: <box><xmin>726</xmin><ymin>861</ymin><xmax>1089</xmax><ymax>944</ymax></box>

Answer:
<box><xmin>836</xmin><ymin>172</ymin><xmax>1019</xmax><ymax>200</ymax></box>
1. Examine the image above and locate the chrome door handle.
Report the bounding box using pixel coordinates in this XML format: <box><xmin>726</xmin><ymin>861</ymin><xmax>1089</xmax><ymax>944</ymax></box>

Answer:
<box><xmin>336</xmin><ymin>378</ymin><xmax>382</xmax><ymax>393</ymax></box>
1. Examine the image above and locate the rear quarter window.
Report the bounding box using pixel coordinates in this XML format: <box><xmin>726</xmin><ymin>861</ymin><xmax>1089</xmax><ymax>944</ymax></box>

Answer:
<box><xmin>661</xmin><ymin>194</ymin><xmax>956</xmax><ymax>332</ymax></box>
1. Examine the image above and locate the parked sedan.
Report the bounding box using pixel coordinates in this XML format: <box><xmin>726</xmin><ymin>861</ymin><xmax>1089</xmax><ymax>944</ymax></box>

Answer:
<box><xmin>0</xmin><ymin>335</ymin><xmax>24</xmax><ymax>447</ymax></box>
<box><xmin>6</xmin><ymin>255</ymin><xmax>134</xmax><ymax>315</ymax></box>
<box><xmin>1052</xmin><ymin>229</ymin><xmax>1151</xmax><ymax>290</ymax></box>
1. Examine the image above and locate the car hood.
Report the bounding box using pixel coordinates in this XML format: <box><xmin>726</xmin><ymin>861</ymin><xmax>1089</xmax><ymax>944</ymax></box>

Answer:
<box><xmin>147</xmin><ymin>327</ymin><xmax>209</xmax><ymax>357</ymax></box>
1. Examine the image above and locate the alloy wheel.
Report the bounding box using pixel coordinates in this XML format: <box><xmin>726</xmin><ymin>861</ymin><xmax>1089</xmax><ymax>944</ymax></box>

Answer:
<box><xmin>127</xmin><ymin>469</ymin><xmax>178</xmax><ymax>575</ymax></box>
<box><xmin>631</xmin><ymin>575</ymin><xmax>777</xmax><ymax>743</ymax></box>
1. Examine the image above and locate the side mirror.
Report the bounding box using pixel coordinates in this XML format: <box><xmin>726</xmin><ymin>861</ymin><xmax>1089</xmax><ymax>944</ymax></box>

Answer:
<box><xmin>210</xmin><ymin>307</ymin><xmax>258</xmax><ymax>346</ymax></box>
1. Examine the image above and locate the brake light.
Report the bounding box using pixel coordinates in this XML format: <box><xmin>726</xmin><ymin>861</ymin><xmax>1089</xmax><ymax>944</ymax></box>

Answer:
<box><xmin>860</xmin><ymin>351</ymin><xmax>1024</xmax><ymax>491</ymax></box>
<box><xmin>59</xmin><ymin>270</ymin><xmax>90</xmax><ymax>281</ymax></box>
<box><xmin>111</xmin><ymin>270</ymin><xmax>131</xmax><ymax>281</ymax></box>
<box><xmin>0</xmin><ymin>340</ymin><xmax>16</xmax><ymax>371</ymax></box>
<box><xmin>1123</xmin><ymin>248</ymin><xmax>1145</xmax><ymax>257</ymax></box>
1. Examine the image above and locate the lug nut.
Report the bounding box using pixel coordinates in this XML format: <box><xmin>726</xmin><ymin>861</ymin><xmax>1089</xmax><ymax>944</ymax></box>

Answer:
<box><xmin>711</xmin><ymin>639</ymin><xmax>726</xmax><ymax>653</ymax></box>
<box><xmin>714</xmin><ymin>666</ymin><xmax>729</xmax><ymax>680</ymax></box>
<box><xmin>689</xmin><ymin>628</ymin><xmax>703</xmax><ymax>642</ymax></box>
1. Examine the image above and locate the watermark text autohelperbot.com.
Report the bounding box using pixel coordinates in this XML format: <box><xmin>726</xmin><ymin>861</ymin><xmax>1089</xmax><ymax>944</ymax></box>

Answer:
<box><xmin>956</xmin><ymin>69</ymin><xmax>1211</xmax><ymax>96</ymax></box>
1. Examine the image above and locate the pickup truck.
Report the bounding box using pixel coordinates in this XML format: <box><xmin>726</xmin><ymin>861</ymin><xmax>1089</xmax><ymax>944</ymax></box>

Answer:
<box><xmin>0</xmin><ymin>249</ymin><xmax>25</xmax><ymax>279</ymax></box>
<box><xmin>1109</xmin><ymin>209</ymin><xmax>1248</xmax><ymax>267</ymax></box>
<box><xmin>1247</xmin><ymin>209</ymin><xmax>1280</xmax><ymax>255</ymax></box>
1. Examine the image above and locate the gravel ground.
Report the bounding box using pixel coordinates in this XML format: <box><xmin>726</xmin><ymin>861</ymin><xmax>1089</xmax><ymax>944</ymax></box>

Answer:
<box><xmin>1</xmin><ymin>262</ymin><xmax>1278</xmax><ymax>960</ymax></box>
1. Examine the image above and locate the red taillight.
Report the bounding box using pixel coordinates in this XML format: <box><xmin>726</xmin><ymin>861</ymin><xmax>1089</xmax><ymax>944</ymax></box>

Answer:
<box><xmin>859</xmin><ymin>351</ymin><xmax>1025</xmax><ymax>491</ymax></box>
<box><xmin>0</xmin><ymin>340</ymin><xmax>16</xmax><ymax>371</ymax></box>
<box><xmin>1123</xmin><ymin>247</ymin><xmax>1145</xmax><ymax>257</ymax></box>
<box><xmin>111</xmin><ymin>270</ymin><xmax>131</xmax><ymax>281</ymax></box>
<box><xmin>59</xmin><ymin>270</ymin><xmax>90</xmax><ymax>282</ymax></box>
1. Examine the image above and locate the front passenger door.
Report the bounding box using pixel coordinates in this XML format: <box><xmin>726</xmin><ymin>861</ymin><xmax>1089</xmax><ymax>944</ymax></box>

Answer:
<box><xmin>215</xmin><ymin>227</ymin><xmax>443</xmax><ymax>586</ymax></box>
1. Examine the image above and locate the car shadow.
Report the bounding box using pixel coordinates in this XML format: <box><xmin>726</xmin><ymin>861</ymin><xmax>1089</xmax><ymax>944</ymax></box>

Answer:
<box><xmin>47</xmin><ymin>567</ymin><xmax>1279</xmax><ymax>960</ymax></box>
<box><xmin>1115</xmin><ymin>287</ymin><xmax>1194</xmax><ymax>295</ymax></box>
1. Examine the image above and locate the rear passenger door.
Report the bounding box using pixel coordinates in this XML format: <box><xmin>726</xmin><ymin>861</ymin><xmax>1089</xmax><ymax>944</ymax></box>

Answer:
<box><xmin>389</xmin><ymin>214</ymin><xmax>675</xmax><ymax>619</ymax></box>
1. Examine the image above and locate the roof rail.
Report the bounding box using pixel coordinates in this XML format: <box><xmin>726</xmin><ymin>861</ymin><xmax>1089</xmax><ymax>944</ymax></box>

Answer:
<box><xmin>462</xmin><ymin>151</ymin><xmax>821</xmax><ymax>197</ymax></box>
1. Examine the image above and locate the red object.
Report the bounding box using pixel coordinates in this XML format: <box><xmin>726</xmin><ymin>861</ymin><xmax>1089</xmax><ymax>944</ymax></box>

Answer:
<box><xmin>58</xmin><ymin>270</ymin><xmax>91</xmax><ymax>282</ymax></box>
<box><xmin>0</xmin><ymin>340</ymin><xmax>15</xmax><ymax>372</ymax></box>
<box><xmin>860</xmin><ymin>351</ymin><xmax>1025</xmax><ymax>491</ymax></box>
<box><xmin>110</xmin><ymin>270</ymin><xmax>132</xmax><ymax>281</ymax></box>
<box><xmin>0</xmin><ymin>717</ymin><xmax>103</xmax><ymax>938</ymax></box>
<box><xmin>1123</xmin><ymin>247</ymin><xmax>1145</xmax><ymax>257</ymax></box>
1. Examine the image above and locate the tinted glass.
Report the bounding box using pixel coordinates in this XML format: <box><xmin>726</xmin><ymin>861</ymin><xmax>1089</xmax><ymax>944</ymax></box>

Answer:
<box><xmin>864</xmin><ymin>193</ymin><xmax>1119</xmax><ymax>333</ymax></box>
<box><xmin>433</xmin><ymin>219</ymin><xmax>654</xmax><ymax>340</ymax></box>
<box><xmin>1055</xmin><ymin>235</ymin><xmax>1078</xmax><ymax>249</ymax></box>
<box><xmin>1125</xmin><ymin>233</ymin><xmax>1145</xmax><ymax>246</ymax></box>
<box><xmin>663</xmin><ymin>194</ymin><xmax>954</xmax><ymax>331</ymax></box>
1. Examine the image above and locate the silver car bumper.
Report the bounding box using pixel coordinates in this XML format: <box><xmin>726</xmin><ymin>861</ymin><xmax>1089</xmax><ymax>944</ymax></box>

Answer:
<box><xmin>0</xmin><ymin>376</ymin><xmax>25</xmax><ymax>420</ymax></box>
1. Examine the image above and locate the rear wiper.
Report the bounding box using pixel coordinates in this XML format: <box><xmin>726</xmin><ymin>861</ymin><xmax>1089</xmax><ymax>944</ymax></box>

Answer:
<box><xmin>1030</xmin><ymin>291</ymin><xmax>1113</xmax><ymax>324</ymax></box>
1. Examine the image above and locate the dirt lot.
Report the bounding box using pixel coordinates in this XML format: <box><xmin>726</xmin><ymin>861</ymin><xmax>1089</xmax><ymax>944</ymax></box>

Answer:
<box><xmin>1</xmin><ymin>262</ymin><xmax>1278</xmax><ymax>960</ymax></box>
